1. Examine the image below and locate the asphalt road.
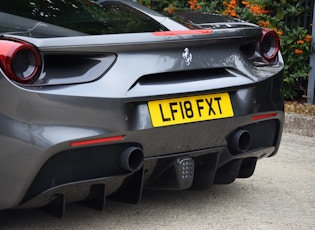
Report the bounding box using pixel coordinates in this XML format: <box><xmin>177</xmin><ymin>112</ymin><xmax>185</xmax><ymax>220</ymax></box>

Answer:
<box><xmin>0</xmin><ymin>132</ymin><xmax>314</xmax><ymax>230</ymax></box>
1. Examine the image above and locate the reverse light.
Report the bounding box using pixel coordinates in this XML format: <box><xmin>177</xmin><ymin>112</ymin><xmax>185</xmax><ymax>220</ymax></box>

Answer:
<box><xmin>260</xmin><ymin>28</ymin><xmax>280</xmax><ymax>61</ymax></box>
<box><xmin>0</xmin><ymin>40</ymin><xmax>42</xmax><ymax>84</ymax></box>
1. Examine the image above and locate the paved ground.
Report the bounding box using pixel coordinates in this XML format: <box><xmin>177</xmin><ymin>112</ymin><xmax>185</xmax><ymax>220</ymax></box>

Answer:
<box><xmin>0</xmin><ymin>132</ymin><xmax>314</xmax><ymax>230</ymax></box>
<box><xmin>284</xmin><ymin>113</ymin><xmax>315</xmax><ymax>137</ymax></box>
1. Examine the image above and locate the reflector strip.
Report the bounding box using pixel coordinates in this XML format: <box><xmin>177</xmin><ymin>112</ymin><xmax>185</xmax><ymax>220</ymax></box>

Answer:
<box><xmin>252</xmin><ymin>113</ymin><xmax>278</xmax><ymax>121</ymax></box>
<box><xmin>70</xmin><ymin>135</ymin><xmax>125</xmax><ymax>147</ymax></box>
<box><xmin>152</xmin><ymin>30</ymin><xmax>212</xmax><ymax>36</ymax></box>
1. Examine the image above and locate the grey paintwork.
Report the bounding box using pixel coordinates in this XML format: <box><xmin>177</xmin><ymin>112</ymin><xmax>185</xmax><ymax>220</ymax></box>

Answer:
<box><xmin>0</xmin><ymin>0</ymin><xmax>284</xmax><ymax>210</ymax></box>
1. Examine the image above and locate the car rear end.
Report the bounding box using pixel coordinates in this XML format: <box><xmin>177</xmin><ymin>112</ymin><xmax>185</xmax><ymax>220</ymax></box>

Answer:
<box><xmin>0</xmin><ymin>0</ymin><xmax>283</xmax><ymax>216</ymax></box>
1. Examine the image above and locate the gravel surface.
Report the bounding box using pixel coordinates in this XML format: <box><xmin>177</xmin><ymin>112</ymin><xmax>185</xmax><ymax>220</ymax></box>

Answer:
<box><xmin>285</xmin><ymin>101</ymin><xmax>315</xmax><ymax>116</ymax></box>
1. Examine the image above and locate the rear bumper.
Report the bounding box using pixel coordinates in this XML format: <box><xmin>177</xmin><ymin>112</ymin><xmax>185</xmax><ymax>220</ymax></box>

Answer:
<box><xmin>0</xmin><ymin>71</ymin><xmax>284</xmax><ymax>210</ymax></box>
<box><xmin>18</xmin><ymin>144</ymin><xmax>276</xmax><ymax>211</ymax></box>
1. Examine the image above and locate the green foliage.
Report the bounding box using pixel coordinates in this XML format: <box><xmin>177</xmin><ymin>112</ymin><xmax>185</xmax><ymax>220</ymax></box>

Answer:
<box><xmin>138</xmin><ymin>0</ymin><xmax>313</xmax><ymax>100</ymax></box>
<box><xmin>281</xmin><ymin>27</ymin><xmax>312</xmax><ymax>99</ymax></box>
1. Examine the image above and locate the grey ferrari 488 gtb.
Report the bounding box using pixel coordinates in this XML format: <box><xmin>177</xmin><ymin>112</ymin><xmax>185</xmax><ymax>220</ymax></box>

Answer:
<box><xmin>0</xmin><ymin>0</ymin><xmax>284</xmax><ymax>217</ymax></box>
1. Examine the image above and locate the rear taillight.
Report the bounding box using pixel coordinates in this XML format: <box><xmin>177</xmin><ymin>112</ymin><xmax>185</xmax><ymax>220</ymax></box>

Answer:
<box><xmin>260</xmin><ymin>28</ymin><xmax>280</xmax><ymax>61</ymax></box>
<box><xmin>240</xmin><ymin>28</ymin><xmax>280</xmax><ymax>66</ymax></box>
<box><xmin>0</xmin><ymin>40</ymin><xmax>41</xmax><ymax>84</ymax></box>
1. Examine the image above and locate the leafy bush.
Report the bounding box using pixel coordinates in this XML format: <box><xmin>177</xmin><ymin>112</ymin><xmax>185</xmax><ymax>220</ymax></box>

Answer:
<box><xmin>138</xmin><ymin>0</ymin><xmax>313</xmax><ymax>100</ymax></box>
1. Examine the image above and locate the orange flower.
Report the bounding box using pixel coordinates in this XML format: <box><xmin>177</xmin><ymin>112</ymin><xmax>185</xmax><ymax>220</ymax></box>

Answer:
<box><xmin>188</xmin><ymin>0</ymin><xmax>201</xmax><ymax>11</ymax></box>
<box><xmin>271</xmin><ymin>28</ymin><xmax>283</xmax><ymax>36</ymax></box>
<box><xmin>223</xmin><ymin>0</ymin><xmax>239</xmax><ymax>17</ymax></box>
<box><xmin>230</xmin><ymin>10</ymin><xmax>237</xmax><ymax>17</ymax></box>
<box><xmin>258</xmin><ymin>20</ymin><xmax>269</xmax><ymax>27</ymax></box>
<box><xmin>249</xmin><ymin>5</ymin><xmax>269</xmax><ymax>15</ymax></box>
<box><xmin>296</xmin><ymin>40</ymin><xmax>304</xmax><ymax>45</ymax></box>
<box><xmin>230</xmin><ymin>0</ymin><xmax>237</xmax><ymax>6</ymax></box>
<box><xmin>242</xmin><ymin>0</ymin><xmax>269</xmax><ymax>15</ymax></box>
<box><xmin>223</xmin><ymin>1</ymin><xmax>229</xmax><ymax>6</ymax></box>
<box><xmin>242</xmin><ymin>1</ymin><xmax>249</xmax><ymax>6</ymax></box>
<box><xmin>305</xmin><ymin>35</ymin><xmax>312</xmax><ymax>43</ymax></box>
<box><xmin>165</xmin><ymin>4</ymin><xmax>175</xmax><ymax>14</ymax></box>
<box><xmin>294</xmin><ymin>49</ymin><xmax>303</xmax><ymax>55</ymax></box>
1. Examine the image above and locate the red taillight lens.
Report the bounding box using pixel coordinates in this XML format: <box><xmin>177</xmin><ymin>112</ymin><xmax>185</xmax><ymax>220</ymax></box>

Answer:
<box><xmin>0</xmin><ymin>40</ymin><xmax>41</xmax><ymax>84</ymax></box>
<box><xmin>260</xmin><ymin>28</ymin><xmax>280</xmax><ymax>61</ymax></box>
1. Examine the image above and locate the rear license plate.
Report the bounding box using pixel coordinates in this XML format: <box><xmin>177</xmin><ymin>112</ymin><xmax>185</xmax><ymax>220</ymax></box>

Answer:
<box><xmin>148</xmin><ymin>93</ymin><xmax>234</xmax><ymax>127</ymax></box>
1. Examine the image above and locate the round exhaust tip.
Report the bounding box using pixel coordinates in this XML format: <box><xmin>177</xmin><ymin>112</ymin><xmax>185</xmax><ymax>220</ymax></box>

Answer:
<box><xmin>231</xmin><ymin>130</ymin><xmax>252</xmax><ymax>153</ymax></box>
<box><xmin>119</xmin><ymin>147</ymin><xmax>144</xmax><ymax>172</ymax></box>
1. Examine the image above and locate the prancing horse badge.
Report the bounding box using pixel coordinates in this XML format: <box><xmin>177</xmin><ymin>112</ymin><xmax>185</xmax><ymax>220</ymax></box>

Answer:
<box><xmin>182</xmin><ymin>47</ymin><xmax>192</xmax><ymax>66</ymax></box>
